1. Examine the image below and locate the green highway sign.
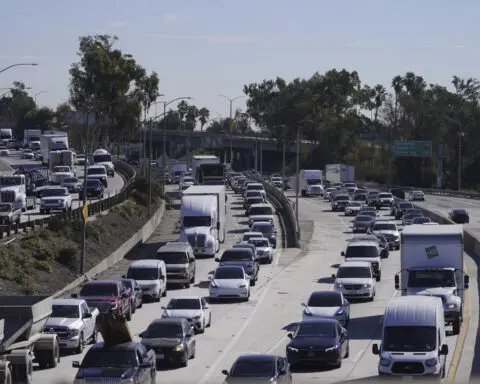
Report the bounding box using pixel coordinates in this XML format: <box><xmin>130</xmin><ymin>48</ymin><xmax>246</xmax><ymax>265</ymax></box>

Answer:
<box><xmin>393</xmin><ymin>140</ymin><xmax>432</xmax><ymax>157</ymax></box>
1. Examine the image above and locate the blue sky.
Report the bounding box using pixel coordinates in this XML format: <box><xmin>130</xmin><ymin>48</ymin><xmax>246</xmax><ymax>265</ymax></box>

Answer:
<box><xmin>0</xmin><ymin>0</ymin><xmax>478</xmax><ymax>121</ymax></box>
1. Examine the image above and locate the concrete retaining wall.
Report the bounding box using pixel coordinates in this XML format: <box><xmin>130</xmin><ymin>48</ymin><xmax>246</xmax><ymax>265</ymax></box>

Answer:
<box><xmin>53</xmin><ymin>201</ymin><xmax>166</xmax><ymax>298</ymax></box>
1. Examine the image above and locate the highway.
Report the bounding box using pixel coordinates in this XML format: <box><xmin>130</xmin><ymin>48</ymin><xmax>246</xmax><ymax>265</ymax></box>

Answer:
<box><xmin>0</xmin><ymin>151</ymin><xmax>124</xmax><ymax>223</ymax></box>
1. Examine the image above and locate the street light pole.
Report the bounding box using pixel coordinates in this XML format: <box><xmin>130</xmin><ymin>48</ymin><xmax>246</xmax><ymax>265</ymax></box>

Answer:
<box><xmin>80</xmin><ymin>111</ymin><xmax>90</xmax><ymax>275</ymax></box>
<box><xmin>282</xmin><ymin>130</ymin><xmax>286</xmax><ymax>188</ymax></box>
<box><xmin>458</xmin><ymin>132</ymin><xmax>464</xmax><ymax>191</ymax></box>
<box><xmin>161</xmin><ymin>97</ymin><xmax>193</xmax><ymax>193</ymax></box>
<box><xmin>0</xmin><ymin>63</ymin><xmax>38</xmax><ymax>75</ymax></box>
<box><xmin>218</xmin><ymin>95</ymin><xmax>244</xmax><ymax>164</ymax></box>
<box><xmin>34</xmin><ymin>90</ymin><xmax>47</xmax><ymax>104</ymax></box>
<box><xmin>295</xmin><ymin>126</ymin><xmax>300</xmax><ymax>229</ymax></box>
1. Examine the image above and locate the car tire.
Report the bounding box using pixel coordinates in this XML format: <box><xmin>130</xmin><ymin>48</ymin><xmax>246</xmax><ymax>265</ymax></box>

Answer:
<box><xmin>207</xmin><ymin>313</ymin><xmax>212</xmax><ymax>327</ymax></box>
<box><xmin>344</xmin><ymin>343</ymin><xmax>350</xmax><ymax>358</ymax></box>
<box><xmin>75</xmin><ymin>333</ymin><xmax>85</xmax><ymax>354</ymax></box>
<box><xmin>131</xmin><ymin>300</ymin><xmax>136</xmax><ymax>314</ymax></box>
<box><xmin>91</xmin><ymin>328</ymin><xmax>98</xmax><ymax>344</ymax></box>
<box><xmin>126</xmin><ymin>306</ymin><xmax>132</xmax><ymax>321</ymax></box>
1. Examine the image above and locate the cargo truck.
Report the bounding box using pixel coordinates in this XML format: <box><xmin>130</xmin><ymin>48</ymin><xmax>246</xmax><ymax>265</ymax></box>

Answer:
<box><xmin>180</xmin><ymin>185</ymin><xmax>226</xmax><ymax>257</ymax></box>
<box><xmin>0</xmin><ymin>129</ymin><xmax>12</xmax><ymax>146</ymax></box>
<box><xmin>325</xmin><ymin>164</ymin><xmax>355</xmax><ymax>184</ymax></box>
<box><xmin>197</xmin><ymin>163</ymin><xmax>225</xmax><ymax>185</ymax></box>
<box><xmin>0</xmin><ymin>296</ymin><xmax>60</xmax><ymax>383</ymax></box>
<box><xmin>394</xmin><ymin>224</ymin><xmax>469</xmax><ymax>335</ymax></box>
<box><xmin>24</xmin><ymin>130</ymin><xmax>41</xmax><ymax>149</ymax></box>
<box><xmin>191</xmin><ymin>155</ymin><xmax>219</xmax><ymax>184</ymax></box>
<box><xmin>49</xmin><ymin>150</ymin><xmax>76</xmax><ymax>183</ymax></box>
<box><xmin>298</xmin><ymin>169</ymin><xmax>323</xmax><ymax>197</ymax></box>
<box><xmin>40</xmin><ymin>131</ymin><xmax>69</xmax><ymax>165</ymax></box>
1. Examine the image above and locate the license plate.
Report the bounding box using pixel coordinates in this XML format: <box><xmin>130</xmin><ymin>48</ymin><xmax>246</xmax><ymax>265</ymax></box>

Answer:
<box><xmin>156</xmin><ymin>354</ymin><xmax>164</xmax><ymax>359</ymax></box>
<box><xmin>348</xmin><ymin>291</ymin><xmax>359</xmax><ymax>295</ymax></box>
<box><xmin>402</xmin><ymin>376</ymin><xmax>413</xmax><ymax>381</ymax></box>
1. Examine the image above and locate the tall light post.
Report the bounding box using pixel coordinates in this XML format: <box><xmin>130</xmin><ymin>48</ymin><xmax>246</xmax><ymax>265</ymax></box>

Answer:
<box><xmin>0</xmin><ymin>63</ymin><xmax>38</xmax><ymax>75</ymax></box>
<box><xmin>80</xmin><ymin>110</ymin><xmax>91</xmax><ymax>275</ymax></box>
<box><xmin>218</xmin><ymin>95</ymin><xmax>244</xmax><ymax>163</ymax></box>
<box><xmin>148</xmin><ymin>98</ymin><xmax>165</xmax><ymax>216</ymax></box>
<box><xmin>34</xmin><ymin>90</ymin><xmax>47</xmax><ymax>104</ymax></box>
<box><xmin>161</xmin><ymin>97</ymin><xmax>193</xmax><ymax>193</ymax></box>
<box><xmin>458</xmin><ymin>132</ymin><xmax>465</xmax><ymax>191</ymax></box>
<box><xmin>295</xmin><ymin>126</ymin><xmax>300</xmax><ymax>230</ymax></box>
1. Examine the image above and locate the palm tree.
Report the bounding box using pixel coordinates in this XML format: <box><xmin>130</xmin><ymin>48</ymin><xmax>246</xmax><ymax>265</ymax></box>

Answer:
<box><xmin>177</xmin><ymin>100</ymin><xmax>189</xmax><ymax>130</ymax></box>
<box><xmin>185</xmin><ymin>105</ymin><xmax>198</xmax><ymax>131</ymax></box>
<box><xmin>198</xmin><ymin>107</ymin><xmax>210</xmax><ymax>131</ymax></box>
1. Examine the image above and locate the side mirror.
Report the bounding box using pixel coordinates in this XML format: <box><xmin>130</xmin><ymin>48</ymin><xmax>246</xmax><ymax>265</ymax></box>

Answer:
<box><xmin>138</xmin><ymin>331</ymin><xmax>145</xmax><ymax>338</ymax></box>
<box><xmin>215</xmin><ymin>258</ymin><xmax>220</xmax><ymax>262</ymax></box>
<box><xmin>71</xmin><ymin>293</ymin><xmax>78</xmax><ymax>298</ymax></box>
<box><xmin>204</xmin><ymin>304</ymin><xmax>209</xmax><ymax>309</ymax></box>
<box><xmin>394</xmin><ymin>275</ymin><xmax>400</xmax><ymax>290</ymax></box>
<box><xmin>287</xmin><ymin>333</ymin><xmax>293</xmax><ymax>339</ymax></box>
<box><xmin>140</xmin><ymin>361</ymin><xmax>153</xmax><ymax>368</ymax></box>
<box><xmin>331</xmin><ymin>274</ymin><xmax>336</xmax><ymax>279</ymax></box>
<box><xmin>161</xmin><ymin>306</ymin><xmax>166</xmax><ymax>309</ymax></box>
<box><xmin>122</xmin><ymin>274</ymin><xmax>126</xmax><ymax>278</ymax></box>
<box><xmin>82</xmin><ymin>312</ymin><xmax>92</xmax><ymax>319</ymax></box>
<box><xmin>372</xmin><ymin>343</ymin><xmax>379</xmax><ymax>355</ymax></box>
<box><xmin>222</xmin><ymin>369</ymin><xmax>229</xmax><ymax>376</ymax></box>
<box><xmin>72</xmin><ymin>361</ymin><xmax>80</xmax><ymax>368</ymax></box>
<box><xmin>341</xmin><ymin>251</ymin><xmax>345</xmax><ymax>256</ymax></box>
<box><xmin>440</xmin><ymin>344</ymin><xmax>449</xmax><ymax>355</ymax></box>
<box><xmin>208</xmin><ymin>275</ymin><xmax>213</xmax><ymax>280</ymax></box>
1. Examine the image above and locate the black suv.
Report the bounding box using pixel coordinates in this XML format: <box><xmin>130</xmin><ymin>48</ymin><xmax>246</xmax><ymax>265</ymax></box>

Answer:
<box><xmin>390</xmin><ymin>188</ymin><xmax>405</xmax><ymax>200</ymax></box>
<box><xmin>79</xmin><ymin>179</ymin><xmax>104</xmax><ymax>200</ymax></box>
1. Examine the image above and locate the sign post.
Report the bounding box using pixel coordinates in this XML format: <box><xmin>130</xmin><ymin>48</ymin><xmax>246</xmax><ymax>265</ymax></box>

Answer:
<box><xmin>82</xmin><ymin>201</ymin><xmax>88</xmax><ymax>224</ymax></box>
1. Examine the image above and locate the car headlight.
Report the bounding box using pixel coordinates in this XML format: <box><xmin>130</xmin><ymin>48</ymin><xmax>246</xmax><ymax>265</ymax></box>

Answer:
<box><xmin>239</xmin><ymin>283</ymin><xmax>247</xmax><ymax>288</ymax></box>
<box><xmin>325</xmin><ymin>345</ymin><xmax>340</xmax><ymax>352</ymax></box>
<box><xmin>174</xmin><ymin>344</ymin><xmax>185</xmax><ymax>351</ymax></box>
<box><xmin>334</xmin><ymin>283</ymin><xmax>343</xmax><ymax>288</ymax></box>
<box><xmin>364</xmin><ymin>284</ymin><xmax>371</xmax><ymax>288</ymax></box>
<box><xmin>287</xmin><ymin>346</ymin><xmax>298</xmax><ymax>352</ymax></box>
<box><xmin>70</xmin><ymin>329</ymin><xmax>80</xmax><ymax>336</ymax></box>
<box><xmin>425</xmin><ymin>358</ymin><xmax>438</xmax><ymax>367</ymax></box>
<box><xmin>380</xmin><ymin>357</ymin><xmax>391</xmax><ymax>367</ymax></box>
<box><xmin>446</xmin><ymin>303</ymin><xmax>458</xmax><ymax>309</ymax></box>
<box><xmin>193</xmin><ymin>315</ymin><xmax>201</xmax><ymax>320</ymax></box>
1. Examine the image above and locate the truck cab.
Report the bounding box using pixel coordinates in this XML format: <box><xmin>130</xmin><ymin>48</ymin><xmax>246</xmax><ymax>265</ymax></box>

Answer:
<box><xmin>92</xmin><ymin>148</ymin><xmax>115</xmax><ymax>177</ymax></box>
<box><xmin>0</xmin><ymin>174</ymin><xmax>35</xmax><ymax>211</ymax></box>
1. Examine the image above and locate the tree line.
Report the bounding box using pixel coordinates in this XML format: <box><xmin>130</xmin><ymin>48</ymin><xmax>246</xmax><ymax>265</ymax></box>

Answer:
<box><xmin>242</xmin><ymin>70</ymin><xmax>480</xmax><ymax>189</ymax></box>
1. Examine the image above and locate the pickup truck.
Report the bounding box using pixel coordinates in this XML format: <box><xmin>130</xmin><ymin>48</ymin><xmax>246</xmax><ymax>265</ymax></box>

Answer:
<box><xmin>45</xmin><ymin>298</ymin><xmax>99</xmax><ymax>354</ymax></box>
<box><xmin>0</xmin><ymin>202</ymin><xmax>21</xmax><ymax>225</ymax></box>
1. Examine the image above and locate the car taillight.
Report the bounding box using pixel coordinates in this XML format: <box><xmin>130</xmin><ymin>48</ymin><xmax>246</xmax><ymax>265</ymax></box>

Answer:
<box><xmin>109</xmin><ymin>297</ymin><xmax>117</xmax><ymax>302</ymax></box>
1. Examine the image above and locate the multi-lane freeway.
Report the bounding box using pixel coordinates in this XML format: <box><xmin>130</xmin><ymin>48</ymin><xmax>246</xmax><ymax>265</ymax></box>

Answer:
<box><xmin>0</xmin><ymin>151</ymin><xmax>124</xmax><ymax>223</ymax></box>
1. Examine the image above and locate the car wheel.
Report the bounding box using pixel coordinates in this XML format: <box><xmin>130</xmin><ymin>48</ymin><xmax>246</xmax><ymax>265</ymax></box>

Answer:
<box><xmin>344</xmin><ymin>342</ymin><xmax>350</xmax><ymax>358</ymax></box>
<box><xmin>207</xmin><ymin>313</ymin><xmax>212</xmax><ymax>327</ymax></box>
<box><xmin>126</xmin><ymin>306</ymin><xmax>132</xmax><ymax>321</ymax></box>
<box><xmin>90</xmin><ymin>328</ymin><xmax>98</xmax><ymax>344</ymax></box>
<box><xmin>75</xmin><ymin>332</ymin><xmax>85</xmax><ymax>354</ymax></box>
<box><xmin>131</xmin><ymin>300</ymin><xmax>136</xmax><ymax>314</ymax></box>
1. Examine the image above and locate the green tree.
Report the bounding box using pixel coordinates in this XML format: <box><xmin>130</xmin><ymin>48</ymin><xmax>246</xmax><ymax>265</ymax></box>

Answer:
<box><xmin>177</xmin><ymin>100</ymin><xmax>189</xmax><ymax>130</ymax></box>
<box><xmin>197</xmin><ymin>107</ymin><xmax>210</xmax><ymax>131</ymax></box>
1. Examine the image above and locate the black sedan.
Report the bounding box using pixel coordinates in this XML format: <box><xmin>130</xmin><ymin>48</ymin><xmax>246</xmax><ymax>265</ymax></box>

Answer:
<box><xmin>449</xmin><ymin>209</ymin><xmax>470</xmax><ymax>224</ymax></box>
<box><xmin>222</xmin><ymin>354</ymin><xmax>292</xmax><ymax>383</ymax></box>
<box><xmin>72</xmin><ymin>342</ymin><xmax>156</xmax><ymax>383</ymax></box>
<box><xmin>352</xmin><ymin>215</ymin><xmax>374</xmax><ymax>233</ymax></box>
<box><xmin>403</xmin><ymin>212</ymin><xmax>424</xmax><ymax>226</ymax></box>
<box><xmin>286</xmin><ymin>319</ymin><xmax>349</xmax><ymax>368</ymax></box>
<box><xmin>117</xmin><ymin>278</ymin><xmax>143</xmax><ymax>313</ymax></box>
<box><xmin>79</xmin><ymin>179</ymin><xmax>104</xmax><ymax>200</ymax></box>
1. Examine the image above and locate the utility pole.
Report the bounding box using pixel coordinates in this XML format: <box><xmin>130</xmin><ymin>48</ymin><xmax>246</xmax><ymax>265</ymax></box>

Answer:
<box><xmin>458</xmin><ymin>132</ymin><xmax>464</xmax><ymax>191</ymax></box>
<box><xmin>80</xmin><ymin>111</ymin><xmax>90</xmax><ymax>275</ymax></box>
<box><xmin>282</xmin><ymin>131</ymin><xmax>286</xmax><ymax>189</ymax></box>
<box><xmin>295</xmin><ymin>126</ymin><xmax>300</xmax><ymax>229</ymax></box>
<box><xmin>218</xmin><ymin>95</ymin><xmax>243</xmax><ymax>165</ymax></box>
<box><xmin>148</xmin><ymin>118</ymin><xmax>153</xmax><ymax>216</ymax></box>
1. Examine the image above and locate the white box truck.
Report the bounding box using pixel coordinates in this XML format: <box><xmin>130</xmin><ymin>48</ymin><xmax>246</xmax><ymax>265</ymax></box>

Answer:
<box><xmin>191</xmin><ymin>155</ymin><xmax>219</xmax><ymax>184</ymax></box>
<box><xmin>24</xmin><ymin>129</ymin><xmax>41</xmax><ymax>149</ymax></box>
<box><xmin>394</xmin><ymin>224</ymin><xmax>469</xmax><ymax>334</ymax></box>
<box><xmin>325</xmin><ymin>164</ymin><xmax>355</xmax><ymax>184</ymax></box>
<box><xmin>180</xmin><ymin>192</ymin><xmax>222</xmax><ymax>257</ymax></box>
<box><xmin>40</xmin><ymin>131</ymin><xmax>69</xmax><ymax>165</ymax></box>
<box><xmin>182</xmin><ymin>184</ymin><xmax>226</xmax><ymax>242</ymax></box>
<box><xmin>298</xmin><ymin>169</ymin><xmax>323</xmax><ymax>197</ymax></box>
<box><xmin>0</xmin><ymin>128</ymin><xmax>12</xmax><ymax>146</ymax></box>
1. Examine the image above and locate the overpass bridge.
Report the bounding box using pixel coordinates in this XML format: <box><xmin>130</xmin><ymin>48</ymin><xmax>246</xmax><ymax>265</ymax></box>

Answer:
<box><xmin>138</xmin><ymin>128</ymin><xmax>314</xmax><ymax>170</ymax></box>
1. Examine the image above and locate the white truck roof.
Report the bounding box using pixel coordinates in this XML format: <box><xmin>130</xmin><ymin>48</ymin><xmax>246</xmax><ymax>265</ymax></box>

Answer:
<box><xmin>182</xmin><ymin>185</ymin><xmax>225</xmax><ymax>194</ymax></box>
<box><xmin>129</xmin><ymin>260</ymin><xmax>164</xmax><ymax>268</ymax></box>
<box><xmin>93</xmin><ymin>148</ymin><xmax>110</xmax><ymax>155</ymax></box>
<box><xmin>181</xmin><ymin>194</ymin><xmax>216</xmax><ymax>215</ymax></box>
<box><xmin>384</xmin><ymin>296</ymin><xmax>442</xmax><ymax>327</ymax></box>
<box><xmin>53</xmin><ymin>298</ymin><xmax>83</xmax><ymax>306</ymax></box>
<box><xmin>339</xmin><ymin>261</ymin><xmax>371</xmax><ymax>268</ymax></box>
<box><xmin>401</xmin><ymin>224</ymin><xmax>463</xmax><ymax>243</ymax></box>
<box><xmin>192</xmin><ymin>155</ymin><xmax>218</xmax><ymax>160</ymax></box>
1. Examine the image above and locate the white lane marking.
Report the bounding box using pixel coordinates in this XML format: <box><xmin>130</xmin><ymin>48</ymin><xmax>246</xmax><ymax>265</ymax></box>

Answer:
<box><xmin>198</xmin><ymin>275</ymin><xmax>275</xmax><ymax>384</ymax></box>
<box><xmin>266</xmin><ymin>334</ymin><xmax>287</xmax><ymax>354</ymax></box>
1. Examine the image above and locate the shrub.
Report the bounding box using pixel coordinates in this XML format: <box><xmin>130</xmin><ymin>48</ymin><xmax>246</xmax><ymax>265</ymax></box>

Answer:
<box><xmin>56</xmin><ymin>246</ymin><xmax>79</xmax><ymax>270</ymax></box>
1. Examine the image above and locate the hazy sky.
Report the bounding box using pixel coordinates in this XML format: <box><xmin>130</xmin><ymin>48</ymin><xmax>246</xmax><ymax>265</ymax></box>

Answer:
<box><xmin>0</xmin><ymin>0</ymin><xmax>477</xmax><ymax>120</ymax></box>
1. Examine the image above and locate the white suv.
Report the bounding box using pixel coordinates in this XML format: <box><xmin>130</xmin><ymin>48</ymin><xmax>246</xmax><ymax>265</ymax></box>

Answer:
<box><xmin>332</xmin><ymin>261</ymin><xmax>376</xmax><ymax>301</ymax></box>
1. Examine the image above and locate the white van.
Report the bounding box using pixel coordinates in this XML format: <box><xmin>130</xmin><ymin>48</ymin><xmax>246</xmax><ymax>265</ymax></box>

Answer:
<box><xmin>372</xmin><ymin>296</ymin><xmax>448</xmax><ymax>378</ymax></box>
<box><xmin>124</xmin><ymin>260</ymin><xmax>167</xmax><ymax>302</ymax></box>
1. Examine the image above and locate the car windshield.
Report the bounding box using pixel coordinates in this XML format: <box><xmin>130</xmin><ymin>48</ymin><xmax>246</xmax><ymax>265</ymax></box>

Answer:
<box><xmin>63</xmin><ymin>177</ymin><xmax>78</xmax><ymax>183</ymax></box>
<box><xmin>51</xmin><ymin>304</ymin><xmax>79</xmax><ymax>318</ymax></box>
<box><xmin>127</xmin><ymin>267</ymin><xmax>159</xmax><ymax>280</ymax></box>
<box><xmin>295</xmin><ymin>322</ymin><xmax>335</xmax><ymax>338</ymax></box>
<box><xmin>0</xmin><ymin>204</ymin><xmax>12</xmax><ymax>212</ymax></box>
<box><xmin>413</xmin><ymin>217</ymin><xmax>431</xmax><ymax>223</ymax></box>
<box><xmin>249</xmin><ymin>207</ymin><xmax>272</xmax><ymax>215</ymax></box>
<box><xmin>86</xmin><ymin>180</ymin><xmax>101</xmax><ymax>187</ymax></box>
<box><xmin>355</xmin><ymin>216</ymin><xmax>372</xmax><ymax>222</ymax></box>
<box><xmin>93</xmin><ymin>154</ymin><xmax>112</xmax><ymax>163</ymax></box>
<box><xmin>143</xmin><ymin>322</ymin><xmax>183</xmax><ymax>338</ymax></box>
<box><xmin>247</xmin><ymin>185</ymin><xmax>263</xmax><ymax>191</ymax></box>
<box><xmin>346</xmin><ymin>246</ymin><xmax>378</xmax><ymax>258</ymax></box>
<box><xmin>452</xmin><ymin>210</ymin><xmax>467</xmax><ymax>215</ymax></box>
<box><xmin>407</xmin><ymin>270</ymin><xmax>456</xmax><ymax>288</ymax></box>
<box><xmin>247</xmin><ymin>198</ymin><xmax>263</xmax><ymax>205</ymax></box>
<box><xmin>183</xmin><ymin>216</ymin><xmax>211</xmax><ymax>227</ymax></box>
<box><xmin>248</xmin><ymin>239</ymin><xmax>269</xmax><ymax>247</ymax></box>
<box><xmin>348</xmin><ymin>202</ymin><xmax>362</xmax><ymax>207</ymax></box>
<box><xmin>251</xmin><ymin>225</ymin><xmax>273</xmax><ymax>234</ymax></box>
<box><xmin>221</xmin><ymin>250</ymin><xmax>253</xmax><ymax>262</ymax></box>
<box><xmin>337</xmin><ymin>266</ymin><xmax>372</xmax><ymax>278</ymax></box>
<box><xmin>379</xmin><ymin>193</ymin><xmax>392</xmax><ymax>198</ymax></box>
<box><xmin>0</xmin><ymin>177</ymin><xmax>22</xmax><ymax>187</ymax></box>
<box><xmin>334</xmin><ymin>195</ymin><xmax>349</xmax><ymax>201</ymax></box>
<box><xmin>308</xmin><ymin>293</ymin><xmax>342</xmax><ymax>307</ymax></box>
<box><xmin>79</xmin><ymin>283</ymin><xmax>117</xmax><ymax>297</ymax></box>
<box><xmin>361</xmin><ymin>211</ymin><xmax>376</xmax><ymax>217</ymax></box>
<box><xmin>306</xmin><ymin>179</ymin><xmax>322</xmax><ymax>185</ymax></box>
<box><xmin>81</xmin><ymin>349</ymin><xmax>138</xmax><ymax>368</ymax></box>
<box><xmin>372</xmin><ymin>223</ymin><xmax>396</xmax><ymax>231</ymax></box>
<box><xmin>87</xmin><ymin>168</ymin><xmax>106</xmax><ymax>175</ymax></box>
<box><xmin>167</xmin><ymin>298</ymin><xmax>201</xmax><ymax>310</ymax></box>
<box><xmin>383</xmin><ymin>326</ymin><xmax>436</xmax><ymax>352</ymax></box>
<box><xmin>214</xmin><ymin>267</ymin><xmax>244</xmax><ymax>279</ymax></box>
<box><xmin>406</xmin><ymin>213</ymin><xmax>423</xmax><ymax>219</ymax></box>
<box><xmin>246</xmin><ymin>191</ymin><xmax>262</xmax><ymax>198</ymax></box>
<box><xmin>53</xmin><ymin>166</ymin><xmax>70</xmax><ymax>173</ymax></box>
<box><xmin>230</xmin><ymin>359</ymin><xmax>276</xmax><ymax>378</ymax></box>
<box><xmin>156</xmin><ymin>251</ymin><xmax>188</xmax><ymax>264</ymax></box>
<box><xmin>42</xmin><ymin>189</ymin><xmax>68</xmax><ymax>197</ymax></box>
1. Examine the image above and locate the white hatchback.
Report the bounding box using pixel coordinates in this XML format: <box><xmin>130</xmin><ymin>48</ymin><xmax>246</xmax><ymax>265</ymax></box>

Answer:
<box><xmin>161</xmin><ymin>296</ymin><xmax>211</xmax><ymax>333</ymax></box>
<box><xmin>209</xmin><ymin>266</ymin><xmax>250</xmax><ymax>301</ymax></box>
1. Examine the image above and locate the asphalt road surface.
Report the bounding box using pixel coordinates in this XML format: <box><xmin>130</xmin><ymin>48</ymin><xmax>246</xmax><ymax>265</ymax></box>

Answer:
<box><xmin>0</xmin><ymin>151</ymin><xmax>124</xmax><ymax>223</ymax></box>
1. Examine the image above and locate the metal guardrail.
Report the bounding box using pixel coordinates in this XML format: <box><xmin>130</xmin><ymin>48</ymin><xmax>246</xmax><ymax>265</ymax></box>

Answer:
<box><xmin>251</xmin><ymin>176</ymin><xmax>299</xmax><ymax>248</ymax></box>
<box><xmin>0</xmin><ymin>160</ymin><xmax>137</xmax><ymax>239</ymax></box>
